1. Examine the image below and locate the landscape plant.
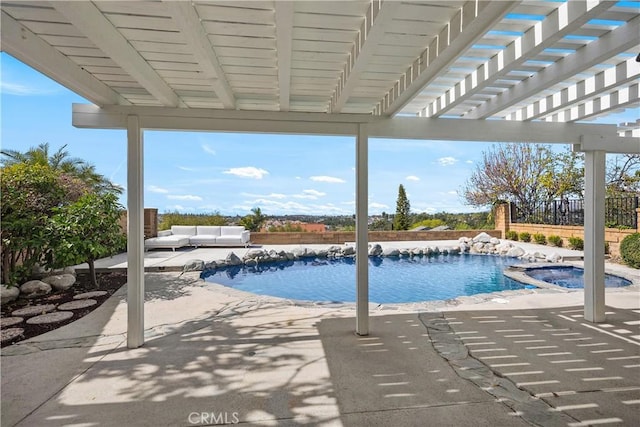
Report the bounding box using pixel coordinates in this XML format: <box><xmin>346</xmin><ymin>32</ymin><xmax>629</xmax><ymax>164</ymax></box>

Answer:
<box><xmin>518</xmin><ymin>232</ymin><xmax>531</xmax><ymax>242</ymax></box>
<box><xmin>47</xmin><ymin>193</ymin><xmax>126</xmax><ymax>287</ymax></box>
<box><xmin>533</xmin><ymin>233</ymin><xmax>547</xmax><ymax>245</ymax></box>
<box><xmin>159</xmin><ymin>211</ymin><xmax>227</xmax><ymax>229</ymax></box>
<box><xmin>548</xmin><ymin>235</ymin><xmax>563</xmax><ymax>247</ymax></box>
<box><xmin>505</xmin><ymin>230</ymin><xmax>518</xmax><ymax>241</ymax></box>
<box><xmin>394</xmin><ymin>184</ymin><xmax>411</xmax><ymax>230</ymax></box>
<box><xmin>620</xmin><ymin>233</ymin><xmax>640</xmax><ymax>268</ymax></box>
<box><xmin>567</xmin><ymin>236</ymin><xmax>584</xmax><ymax>250</ymax></box>
<box><xmin>239</xmin><ymin>207</ymin><xmax>267</xmax><ymax>232</ymax></box>
<box><xmin>1</xmin><ymin>143</ymin><xmax>123</xmax><ymax>285</ymax></box>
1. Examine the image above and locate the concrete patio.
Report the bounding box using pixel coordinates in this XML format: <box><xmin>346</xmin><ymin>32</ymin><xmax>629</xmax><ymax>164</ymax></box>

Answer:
<box><xmin>2</xmin><ymin>242</ymin><xmax>639</xmax><ymax>426</ymax></box>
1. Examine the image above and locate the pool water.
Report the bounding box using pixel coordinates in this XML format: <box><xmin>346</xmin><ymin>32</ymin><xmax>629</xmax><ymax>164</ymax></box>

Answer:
<box><xmin>525</xmin><ymin>266</ymin><xmax>632</xmax><ymax>289</ymax></box>
<box><xmin>201</xmin><ymin>254</ymin><xmax>529</xmax><ymax>304</ymax></box>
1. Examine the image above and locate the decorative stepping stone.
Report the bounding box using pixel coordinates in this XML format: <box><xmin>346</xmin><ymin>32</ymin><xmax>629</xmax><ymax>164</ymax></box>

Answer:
<box><xmin>11</xmin><ymin>304</ymin><xmax>57</xmax><ymax>317</ymax></box>
<box><xmin>57</xmin><ymin>299</ymin><xmax>97</xmax><ymax>310</ymax></box>
<box><xmin>0</xmin><ymin>317</ymin><xmax>24</xmax><ymax>328</ymax></box>
<box><xmin>26</xmin><ymin>311</ymin><xmax>74</xmax><ymax>325</ymax></box>
<box><xmin>73</xmin><ymin>291</ymin><xmax>107</xmax><ymax>300</ymax></box>
<box><xmin>1</xmin><ymin>328</ymin><xmax>24</xmax><ymax>343</ymax></box>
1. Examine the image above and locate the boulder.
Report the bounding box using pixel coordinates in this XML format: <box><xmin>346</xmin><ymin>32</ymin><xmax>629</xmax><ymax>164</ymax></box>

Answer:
<box><xmin>182</xmin><ymin>259</ymin><xmax>205</xmax><ymax>272</ymax></box>
<box><xmin>292</xmin><ymin>247</ymin><xmax>307</xmax><ymax>258</ymax></box>
<box><xmin>473</xmin><ymin>232</ymin><xmax>493</xmax><ymax>243</ymax></box>
<box><xmin>316</xmin><ymin>249</ymin><xmax>329</xmax><ymax>258</ymax></box>
<box><xmin>431</xmin><ymin>247</ymin><xmax>441</xmax><ymax>255</ymax></box>
<box><xmin>458</xmin><ymin>243</ymin><xmax>469</xmax><ymax>253</ymax></box>
<box><xmin>244</xmin><ymin>249</ymin><xmax>264</xmax><ymax>260</ymax></box>
<box><xmin>546</xmin><ymin>252</ymin><xmax>562</xmax><ymax>263</ymax></box>
<box><xmin>1</xmin><ymin>285</ymin><xmax>20</xmax><ymax>305</ymax></box>
<box><xmin>306</xmin><ymin>249</ymin><xmax>317</xmax><ymax>258</ymax></box>
<box><xmin>399</xmin><ymin>249</ymin><xmax>410</xmax><ymax>257</ymax></box>
<box><xmin>382</xmin><ymin>248</ymin><xmax>400</xmax><ymax>257</ymax></box>
<box><xmin>495</xmin><ymin>242</ymin><xmax>513</xmax><ymax>254</ymax></box>
<box><xmin>472</xmin><ymin>242</ymin><xmax>485</xmax><ymax>253</ymax></box>
<box><xmin>244</xmin><ymin>259</ymin><xmax>258</xmax><ymax>267</ymax></box>
<box><xmin>42</xmin><ymin>274</ymin><xmax>76</xmax><ymax>291</ymax></box>
<box><xmin>489</xmin><ymin>238</ymin><xmax>501</xmax><ymax>245</ymax></box>
<box><xmin>449</xmin><ymin>247</ymin><xmax>461</xmax><ymax>255</ymax></box>
<box><xmin>225</xmin><ymin>252</ymin><xmax>243</xmax><ymax>266</ymax></box>
<box><xmin>411</xmin><ymin>248</ymin><xmax>423</xmax><ymax>256</ymax></box>
<box><xmin>342</xmin><ymin>246</ymin><xmax>355</xmax><ymax>256</ymax></box>
<box><xmin>506</xmin><ymin>247</ymin><xmax>525</xmax><ymax>258</ymax></box>
<box><xmin>368</xmin><ymin>244</ymin><xmax>383</xmax><ymax>257</ymax></box>
<box><xmin>20</xmin><ymin>280</ymin><xmax>52</xmax><ymax>298</ymax></box>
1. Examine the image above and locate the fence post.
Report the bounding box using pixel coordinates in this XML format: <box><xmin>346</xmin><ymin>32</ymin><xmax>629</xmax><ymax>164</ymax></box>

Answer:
<box><xmin>494</xmin><ymin>202</ymin><xmax>510</xmax><ymax>238</ymax></box>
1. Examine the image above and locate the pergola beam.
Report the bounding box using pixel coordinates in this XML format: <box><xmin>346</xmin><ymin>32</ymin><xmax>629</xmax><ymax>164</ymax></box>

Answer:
<box><xmin>466</xmin><ymin>14</ymin><xmax>640</xmax><ymax>119</ymax></box>
<box><xmin>52</xmin><ymin>1</ymin><xmax>183</xmax><ymax>107</ymax></box>
<box><xmin>378</xmin><ymin>0</ymin><xmax>518</xmax><ymax>116</ymax></box>
<box><xmin>429</xmin><ymin>1</ymin><xmax>613</xmax><ymax>118</ymax></box>
<box><xmin>275</xmin><ymin>1</ymin><xmax>294</xmax><ymax>111</ymax></box>
<box><xmin>164</xmin><ymin>1</ymin><xmax>235</xmax><ymax>109</ymax></box>
<box><xmin>73</xmin><ymin>103</ymin><xmax>631</xmax><ymax>149</ymax></box>
<box><xmin>0</xmin><ymin>11</ymin><xmax>126</xmax><ymax>107</ymax></box>
<box><xmin>332</xmin><ymin>0</ymin><xmax>402</xmax><ymax>112</ymax></box>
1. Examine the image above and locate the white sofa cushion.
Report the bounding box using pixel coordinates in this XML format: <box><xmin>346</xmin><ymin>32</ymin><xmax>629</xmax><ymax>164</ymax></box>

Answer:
<box><xmin>171</xmin><ymin>225</ymin><xmax>197</xmax><ymax>236</ymax></box>
<box><xmin>220</xmin><ymin>226</ymin><xmax>246</xmax><ymax>236</ymax></box>
<box><xmin>196</xmin><ymin>226</ymin><xmax>221</xmax><ymax>236</ymax></box>
<box><xmin>144</xmin><ymin>235</ymin><xmax>190</xmax><ymax>250</ymax></box>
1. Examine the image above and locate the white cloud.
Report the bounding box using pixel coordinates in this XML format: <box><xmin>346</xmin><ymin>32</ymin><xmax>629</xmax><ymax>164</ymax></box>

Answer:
<box><xmin>167</xmin><ymin>194</ymin><xmax>203</xmax><ymax>201</ymax></box>
<box><xmin>178</xmin><ymin>166</ymin><xmax>198</xmax><ymax>171</ymax></box>
<box><xmin>303</xmin><ymin>189</ymin><xmax>326</xmax><ymax>197</ymax></box>
<box><xmin>369</xmin><ymin>202</ymin><xmax>389</xmax><ymax>209</ymax></box>
<box><xmin>438</xmin><ymin>156</ymin><xmax>458</xmax><ymax>166</ymax></box>
<box><xmin>0</xmin><ymin>80</ymin><xmax>59</xmax><ymax>96</ymax></box>
<box><xmin>224</xmin><ymin>166</ymin><xmax>269</xmax><ymax>179</ymax></box>
<box><xmin>310</xmin><ymin>175</ymin><xmax>346</xmax><ymax>183</ymax></box>
<box><xmin>448</xmin><ymin>190</ymin><xmax>458</xmax><ymax>195</ymax></box>
<box><xmin>241</xmin><ymin>192</ymin><xmax>287</xmax><ymax>199</ymax></box>
<box><xmin>406</xmin><ymin>175</ymin><xmax>420</xmax><ymax>181</ymax></box>
<box><xmin>148</xmin><ymin>185</ymin><xmax>169</xmax><ymax>194</ymax></box>
<box><xmin>466</xmin><ymin>160</ymin><xmax>474</xmax><ymax>164</ymax></box>
<box><xmin>201</xmin><ymin>144</ymin><xmax>216</xmax><ymax>155</ymax></box>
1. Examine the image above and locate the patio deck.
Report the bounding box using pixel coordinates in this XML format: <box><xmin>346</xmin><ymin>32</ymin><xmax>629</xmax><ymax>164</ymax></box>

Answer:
<box><xmin>2</xmin><ymin>243</ymin><xmax>638</xmax><ymax>426</ymax></box>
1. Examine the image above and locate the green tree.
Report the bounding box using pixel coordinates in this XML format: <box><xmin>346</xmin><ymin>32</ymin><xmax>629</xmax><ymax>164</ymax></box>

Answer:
<box><xmin>394</xmin><ymin>184</ymin><xmax>411</xmax><ymax>230</ymax></box>
<box><xmin>606</xmin><ymin>154</ymin><xmax>640</xmax><ymax>196</ymax></box>
<box><xmin>0</xmin><ymin>163</ymin><xmax>75</xmax><ymax>284</ymax></box>
<box><xmin>47</xmin><ymin>193</ymin><xmax>126</xmax><ymax>287</ymax></box>
<box><xmin>1</xmin><ymin>142</ymin><xmax>122</xmax><ymax>195</ymax></box>
<box><xmin>240</xmin><ymin>207</ymin><xmax>267</xmax><ymax>232</ymax></box>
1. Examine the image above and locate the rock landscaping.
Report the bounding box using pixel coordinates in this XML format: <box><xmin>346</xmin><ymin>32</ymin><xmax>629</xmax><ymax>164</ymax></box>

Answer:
<box><xmin>1</xmin><ymin>271</ymin><xmax>126</xmax><ymax>347</ymax></box>
<box><xmin>184</xmin><ymin>233</ymin><xmax>564</xmax><ymax>273</ymax></box>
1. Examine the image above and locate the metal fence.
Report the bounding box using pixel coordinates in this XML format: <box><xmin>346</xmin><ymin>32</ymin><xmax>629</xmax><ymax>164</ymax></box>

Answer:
<box><xmin>511</xmin><ymin>196</ymin><xmax>638</xmax><ymax>229</ymax></box>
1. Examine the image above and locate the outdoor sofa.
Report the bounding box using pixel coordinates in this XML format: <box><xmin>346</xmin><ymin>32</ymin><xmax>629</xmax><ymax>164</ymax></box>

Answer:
<box><xmin>144</xmin><ymin>225</ymin><xmax>250</xmax><ymax>251</ymax></box>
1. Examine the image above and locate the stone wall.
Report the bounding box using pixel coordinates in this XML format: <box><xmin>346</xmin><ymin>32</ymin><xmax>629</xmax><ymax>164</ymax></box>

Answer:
<box><xmin>250</xmin><ymin>230</ymin><xmax>501</xmax><ymax>245</ymax></box>
<box><xmin>494</xmin><ymin>203</ymin><xmax>639</xmax><ymax>256</ymax></box>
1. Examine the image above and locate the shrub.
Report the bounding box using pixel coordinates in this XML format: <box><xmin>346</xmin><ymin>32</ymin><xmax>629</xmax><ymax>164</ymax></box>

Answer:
<box><xmin>505</xmin><ymin>230</ymin><xmax>518</xmax><ymax>241</ymax></box>
<box><xmin>568</xmin><ymin>236</ymin><xmax>584</xmax><ymax>250</ymax></box>
<box><xmin>159</xmin><ymin>211</ymin><xmax>227</xmax><ymax>230</ymax></box>
<box><xmin>604</xmin><ymin>241</ymin><xmax>610</xmax><ymax>255</ymax></box>
<box><xmin>548</xmin><ymin>235</ymin><xmax>563</xmax><ymax>247</ymax></box>
<box><xmin>620</xmin><ymin>233</ymin><xmax>640</xmax><ymax>268</ymax></box>
<box><xmin>519</xmin><ymin>232</ymin><xmax>531</xmax><ymax>242</ymax></box>
<box><xmin>533</xmin><ymin>233</ymin><xmax>547</xmax><ymax>245</ymax></box>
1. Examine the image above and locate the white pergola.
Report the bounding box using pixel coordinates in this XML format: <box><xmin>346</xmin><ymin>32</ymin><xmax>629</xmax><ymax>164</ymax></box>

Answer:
<box><xmin>2</xmin><ymin>0</ymin><xmax>638</xmax><ymax>348</ymax></box>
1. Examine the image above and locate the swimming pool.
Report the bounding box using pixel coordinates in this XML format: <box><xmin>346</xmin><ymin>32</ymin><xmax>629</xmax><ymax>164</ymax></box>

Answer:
<box><xmin>524</xmin><ymin>266</ymin><xmax>632</xmax><ymax>289</ymax></box>
<box><xmin>201</xmin><ymin>254</ymin><xmax>529</xmax><ymax>304</ymax></box>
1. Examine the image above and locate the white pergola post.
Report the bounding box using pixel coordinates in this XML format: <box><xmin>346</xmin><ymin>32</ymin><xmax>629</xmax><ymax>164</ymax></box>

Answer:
<box><xmin>356</xmin><ymin>123</ymin><xmax>369</xmax><ymax>336</ymax></box>
<box><xmin>127</xmin><ymin>115</ymin><xmax>145</xmax><ymax>348</ymax></box>
<box><xmin>584</xmin><ymin>150</ymin><xmax>606</xmax><ymax>323</ymax></box>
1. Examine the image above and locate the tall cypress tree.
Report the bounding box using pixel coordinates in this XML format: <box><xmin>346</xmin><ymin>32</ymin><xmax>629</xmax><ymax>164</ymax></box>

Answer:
<box><xmin>394</xmin><ymin>184</ymin><xmax>411</xmax><ymax>230</ymax></box>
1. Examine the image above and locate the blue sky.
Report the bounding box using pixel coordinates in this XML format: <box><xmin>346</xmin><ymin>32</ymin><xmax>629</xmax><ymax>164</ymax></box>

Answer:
<box><xmin>1</xmin><ymin>52</ymin><xmax>636</xmax><ymax>216</ymax></box>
